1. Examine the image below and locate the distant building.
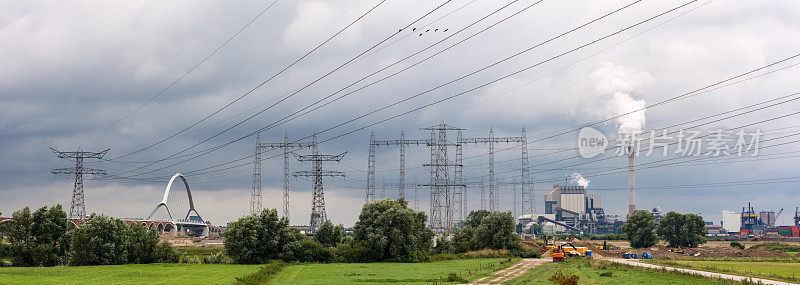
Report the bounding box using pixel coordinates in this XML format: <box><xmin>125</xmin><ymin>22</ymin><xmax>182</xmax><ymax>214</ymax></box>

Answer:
<box><xmin>721</xmin><ymin>210</ymin><xmax>739</xmax><ymax>233</ymax></box>
<box><xmin>542</xmin><ymin>185</ymin><xmax>614</xmax><ymax>234</ymax></box>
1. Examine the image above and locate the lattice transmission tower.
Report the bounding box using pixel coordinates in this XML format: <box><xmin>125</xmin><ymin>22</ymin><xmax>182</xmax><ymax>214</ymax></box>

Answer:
<box><xmin>50</xmin><ymin>147</ymin><xmax>109</xmax><ymax>219</ymax></box>
<box><xmin>293</xmin><ymin>134</ymin><xmax>346</xmax><ymax>234</ymax></box>
<box><xmin>421</xmin><ymin>123</ymin><xmax>464</xmax><ymax>234</ymax></box>
<box><xmin>459</xmin><ymin>128</ymin><xmax>531</xmax><ymax>215</ymax></box>
<box><xmin>366</xmin><ymin>129</ymin><xmax>430</xmax><ymax>203</ymax></box>
<box><xmin>252</xmin><ymin>133</ymin><xmax>313</xmax><ymax>218</ymax></box>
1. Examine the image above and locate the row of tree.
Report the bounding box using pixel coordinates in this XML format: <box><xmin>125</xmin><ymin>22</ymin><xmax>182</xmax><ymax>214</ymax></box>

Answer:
<box><xmin>224</xmin><ymin>198</ymin><xmax>527</xmax><ymax>264</ymax></box>
<box><xmin>622</xmin><ymin>210</ymin><xmax>707</xmax><ymax>248</ymax></box>
<box><xmin>0</xmin><ymin>205</ymin><xmax>178</xmax><ymax>266</ymax></box>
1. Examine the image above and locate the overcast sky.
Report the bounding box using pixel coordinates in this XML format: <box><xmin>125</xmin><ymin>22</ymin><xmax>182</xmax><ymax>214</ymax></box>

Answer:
<box><xmin>2</xmin><ymin>0</ymin><xmax>800</xmax><ymax>227</ymax></box>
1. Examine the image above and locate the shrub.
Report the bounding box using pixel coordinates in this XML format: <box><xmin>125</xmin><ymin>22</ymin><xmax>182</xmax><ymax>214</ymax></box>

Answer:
<box><xmin>233</xmin><ymin>260</ymin><xmax>287</xmax><ymax>285</ymax></box>
<box><xmin>282</xmin><ymin>240</ymin><xmax>332</xmax><ymax>263</ymax></box>
<box><xmin>730</xmin><ymin>241</ymin><xmax>745</xmax><ymax>250</ymax></box>
<box><xmin>203</xmin><ymin>251</ymin><xmax>233</xmax><ymax>264</ymax></box>
<box><xmin>511</xmin><ymin>247</ymin><xmax>541</xmax><ymax>258</ymax></box>
<box><xmin>549</xmin><ymin>271</ymin><xmax>579</xmax><ymax>285</ymax></box>
<box><xmin>446</xmin><ymin>272</ymin><xmax>465</xmax><ymax>282</ymax></box>
<box><xmin>404</xmin><ymin>249</ymin><xmax>429</xmax><ymax>263</ymax></box>
<box><xmin>332</xmin><ymin>241</ymin><xmax>374</xmax><ymax>263</ymax></box>
<box><xmin>434</xmin><ymin>235</ymin><xmax>453</xmax><ymax>254</ymax></box>
<box><xmin>430</xmin><ymin>253</ymin><xmax>459</xmax><ymax>262</ymax></box>
<box><xmin>599</xmin><ymin>271</ymin><xmax>613</xmax><ymax>277</ymax></box>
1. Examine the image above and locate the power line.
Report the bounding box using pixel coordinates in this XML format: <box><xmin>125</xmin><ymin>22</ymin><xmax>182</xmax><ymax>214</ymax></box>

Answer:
<box><xmin>111</xmin><ymin>0</ymin><xmax>539</xmax><ymax>176</ymax></box>
<box><xmin>110</xmin><ymin>0</ymin><xmax>391</xmax><ymax>161</ymax></box>
<box><xmin>89</xmin><ymin>0</ymin><xmax>281</xmax><ymax>142</ymax></box>
<box><xmin>112</xmin><ymin>1</ymin><xmax>793</xmax><ymax>185</ymax></box>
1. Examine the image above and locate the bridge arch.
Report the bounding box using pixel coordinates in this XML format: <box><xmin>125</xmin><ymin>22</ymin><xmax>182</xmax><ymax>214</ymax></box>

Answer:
<box><xmin>146</xmin><ymin>173</ymin><xmax>204</xmax><ymax>224</ymax></box>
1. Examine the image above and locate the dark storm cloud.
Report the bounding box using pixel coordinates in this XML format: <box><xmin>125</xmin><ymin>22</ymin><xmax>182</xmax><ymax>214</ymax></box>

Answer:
<box><xmin>2</xmin><ymin>0</ymin><xmax>800</xmax><ymax>225</ymax></box>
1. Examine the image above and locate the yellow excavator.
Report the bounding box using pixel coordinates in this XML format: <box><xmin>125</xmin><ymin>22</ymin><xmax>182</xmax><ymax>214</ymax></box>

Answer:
<box><xmin>545</xmin><ymin>236</ymin><xmax>589</xmax><ymax>262</ymax></box>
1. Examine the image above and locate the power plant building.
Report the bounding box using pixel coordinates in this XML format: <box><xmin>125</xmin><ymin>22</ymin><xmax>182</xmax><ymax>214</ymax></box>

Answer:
<box><xmin>543</xmin><ymin>185</ymin><xmax>612</xmax><ymax>234</ymax></box>
<box><xmin>721</xmin><ymin>210</ymin><xmax>739</xmax><ymax>233</ymax></box>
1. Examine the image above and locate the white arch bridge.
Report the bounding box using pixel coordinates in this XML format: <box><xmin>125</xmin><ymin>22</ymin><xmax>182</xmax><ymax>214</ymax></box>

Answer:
<box><xmin>139</xmin><ymin>173</ymin><xmax>221</xmax><ymax>237</ymax></box>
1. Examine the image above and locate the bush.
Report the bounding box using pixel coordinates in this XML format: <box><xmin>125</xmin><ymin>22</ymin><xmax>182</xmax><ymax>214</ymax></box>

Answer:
<box><xmin>549</xmin><ymin>271</ymin><xmax>579</xmax><ymax>285</ymax></box>
<box><xmin>203</xmin><ymin>251</ymin><xmax>233</xmax><ymax>264</ymax></box>
<box><xmin>430</xmin><ymin>253</ymin><xmax>458</xmax><ymax>262</ymax></box>
<box><xmin>404</xmin><ymin>249</ymin><xmax>429</xmax><ymax>263</ymax></box>
<box><xmin>621</xmin><ymin>210</ymin><xmax>658</xmax><ymax>248</ymax></box>
<box><xmin>511</xmin><ymin>247</ymin><xmax>541</xmax><ymax>258</ymax></box>
<box><xmin>446</xmin><ymin>272</ymin><xmax>465</xmax><ymax>282</ymax></box>
<box><xmin>434</xmin><ymin>235</ymin><xmax>453</xmax><ymax>254</ymax></box>
<box><xmin>599</xmin><ymin>271</ymin><xmax>613</xmax><ymax>277</ymax></box>
<box><xmin>332</xmin><ymin>241</ymin><xmax>373</xmax><ymax>263</ymax></box>
<box><xmin>282</xmin><ymin>240</ymin><xmax>332</xmax><ymax>263</ymax></box>
<box><xmin>224</xmin><ymin>209</ymin><xmax>302</xmax><ymax>264</ymax></box>
<box><xmin>730</xmin><ymin>241</ymin><xmax>745</xmax><ymax>250</ymax></box>
<box><xmin>233</xmin><ymin>260</ymin><xmax>287</xmax><ymax>285</ymax></box>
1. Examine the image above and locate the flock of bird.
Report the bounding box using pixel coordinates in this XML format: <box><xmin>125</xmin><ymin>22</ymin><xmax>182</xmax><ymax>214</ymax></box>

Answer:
<box><xmin>399</xmin><ymin>27</ymin><xmax>450</xmax><ymax>36</ymax></box>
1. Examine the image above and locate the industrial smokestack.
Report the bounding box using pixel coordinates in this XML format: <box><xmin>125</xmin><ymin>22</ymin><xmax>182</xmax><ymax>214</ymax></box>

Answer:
<box><xmin>628</xmin><ymin>146</ymin><xmax>635</xmax><ymax>216</ymax></box>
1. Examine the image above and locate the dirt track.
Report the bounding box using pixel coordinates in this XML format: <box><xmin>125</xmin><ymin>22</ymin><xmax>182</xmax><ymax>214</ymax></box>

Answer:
<box><xmin>609</xmin><ymin>258</ymin><xmax>798</xmax><ymax>285</ymax></box>
<box><xmin>468</xmin><ymin>258</ymin><xmax>549</xmax><ymax>284</ymax></box>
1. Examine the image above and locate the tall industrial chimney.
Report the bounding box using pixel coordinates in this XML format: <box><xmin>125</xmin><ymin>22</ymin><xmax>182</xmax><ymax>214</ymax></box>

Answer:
<box><xmin>627</xmin><ymin>146</ymin><xmax>636</xmax><ymax>216</ymax></box>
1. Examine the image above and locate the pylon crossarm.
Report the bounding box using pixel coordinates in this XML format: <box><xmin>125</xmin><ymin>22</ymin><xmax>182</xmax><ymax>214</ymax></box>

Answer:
<box><xmin>293</xmin><ymin>152</ymin><xmax>347</xmax><ymax>162</ymax></box>
<box><xmin>293</xmin><ymin>170</ymin><xmax>345</xmax><ymax>177</ymax></box>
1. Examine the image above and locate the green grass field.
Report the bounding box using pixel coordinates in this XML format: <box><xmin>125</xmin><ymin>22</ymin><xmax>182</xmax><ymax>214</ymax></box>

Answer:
<box><xmin>646</xmin><ymin>259</ymin><xmax>800</xmax><ymax>283</ymax></box>
<box><xmin>271</xmin><ymin>258</ymin><xmax>515</xmax><ymax>284</ymax></box>
<box><xmin>505</xmin><ymin>258</ymin><xmax>735</xmax><ymax>284</ymax></box>
<box><xmin>0</xmin><ymin>263</ymin><xmax>263</xmax><ymax>285</ymax></box>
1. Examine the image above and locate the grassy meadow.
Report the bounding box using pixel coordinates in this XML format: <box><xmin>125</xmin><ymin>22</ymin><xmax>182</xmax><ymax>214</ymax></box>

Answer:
<box><xmin>270</xmin><ymin>258</ymin><xmax>515</xmax><ymax>284</ymax></box>
<box><xmin>0</xmin><ymin>263</ymin><xmax>263</xmax><ymax>285</ymax></box>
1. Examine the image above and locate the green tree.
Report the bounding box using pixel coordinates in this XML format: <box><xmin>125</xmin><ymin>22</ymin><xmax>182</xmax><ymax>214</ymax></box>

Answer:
<box><xmin>224</xmin><ymin>208</ymin><xmax>302</xmax><ymax>264</ymax></box>
<box><xmin>657</xmin><ymin>211</ymin><xmax>707</xmax><ymax>248</ymax></box>
<box><xmin>621</xmin><ymin>210</ymin><xmax>658</xmax><ymax>248</ymax></box>
<box><xmin>282</xmin><ymin>240</ymin><xmax>332</xmax><ymax>262</ymax></box>
<box><xmin>433</xmin><ymin>235</ymin><xmax>453</xmax><ymax>253</ymax></box>
<box><xmin>314</xmin><ymin>220</ymin><xmax>340</xmax><ymax>247</ymax></box>
<box><xmin>70</xmin><ymin>214</ymin><xmax>132</xmax><ymax>265</ymax></box>
<box><xmin>126</xmin><ymin>223</ymin><xmax>177</xmax><ymax>263</ymax></box>
<box><xmin>352</xmin><ymin>198</ymin><xmax>434</xmax><ymax>261</ymax></box>
<box><xmin>3</xmin><ymin>206</ymin><xmax>35</xmax><ymax>266</ymax></box>
<box><xmin>451</xmin><ymin>226</ymin><xmax>476</xmax><ymax>253</ymax></box>
<box><xmin>472</xmin><ymin>211</ymin><xmax>520</xmax><ymax>250</ymax></box>
<box><xmin>1</xmin><ymin>205</ymin><xmax>69</xmax><ymax>266</ymax></box>
<box><xmin>465</xmin><ymin>210</ymin><xmax>490</xmax><ymax>228</ymax></box>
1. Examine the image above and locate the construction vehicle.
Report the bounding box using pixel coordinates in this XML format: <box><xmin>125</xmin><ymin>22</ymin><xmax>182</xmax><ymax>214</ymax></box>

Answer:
<box><xmin>550</xmin><ymin>242</ymin><xmax>589</xmax><ymax>262</ymax></box>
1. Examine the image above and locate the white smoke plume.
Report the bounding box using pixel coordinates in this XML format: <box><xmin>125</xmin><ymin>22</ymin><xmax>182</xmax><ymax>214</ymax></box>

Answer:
<box><xmin>570</xmin><ymin>172</ymin><xmax>590</xmax><ymax>188</ymax></box>
<box><xmin>590</xmin><ymin>62</ymin><xmax>651</xmax><ymax>135</ymax></box>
